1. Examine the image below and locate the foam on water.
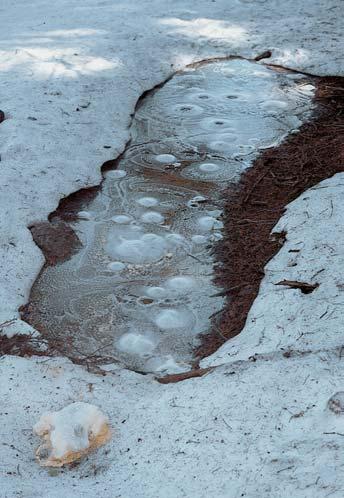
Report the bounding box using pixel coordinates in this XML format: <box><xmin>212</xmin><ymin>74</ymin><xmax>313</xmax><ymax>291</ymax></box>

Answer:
<box><xmin>26</xmin><ymin>59</ymin><xmax>314</xmax><ymax>374</ymax></box>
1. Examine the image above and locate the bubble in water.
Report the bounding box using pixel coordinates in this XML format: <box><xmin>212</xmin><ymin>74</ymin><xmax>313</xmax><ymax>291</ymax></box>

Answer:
<box><xmin>209</xmin><ymin>133</ymin><xmax>238</xmax><ymax>154</ymax></box>
<box><xmin>115</xmin><ymin>240</ymin><xmax>148</xmax><ymax>263</ymax></box>
<box><xmin>191</xmin><ymin>234</ymin><xmax>208</xmax><ymax>245</ymax></box>
<box><xmin>187</xmin><ymin>91</ymin><xmax>214</xmax><ymax>103</ymax></box>
<box><xmin>141</xmin><ymin>211</ymin><xmax>164</xmax><ymax>224</ymax></box>
<box><xmin>155</xmin><ymin>309</ymin><xmax>194</xmax><ymax>330</ymax></box>
<box><xmin>198</xmin><ymin>163</ymin><xmax>221</xmax><ymax>173</ymax></box>
<box><xmin>166</xmin><ymin>276</ymin><xmax>195</xmax><ymax>292</ymax></box>
<box><xmin>200</xmin><ymin>117</ymin><xmax>234</xmax><ymax>132</ymax></box>
<box><xmin>207</xmin><ymin>209</ymin><xmax>222</xmax><ymax>217</ymax></box>
<box><xmin>298</xmin><ymin>84</ymin><xmax>315</xmax><ymax>96</ymax></box>
<box><xmin>165</xmin><ymin>233</ymin><xmax>187</xmax><ymax>247</ymax></box>
<box><xmin>129</xmin><ymin>224</ymin><xmax>142</xmax><ymax>232</ymax></box>
<box><xmin>233</xmin><ymin>144</ymin><xmax>255</xmax><ymax>157</ymax></box>
<box><xmin>198</xmin><ymin>216</ymin><xmax>223</xmax><ymax>231</ymax></box>
<box><xmin>117</xmin><ymin>332</ymin><xmax>156</xmax><ymax>355</ymax></box>
<box><xmin>106</xmin><ymin>169</ymin><xmax>127</xmax><ymax>179</ymax></box>
<box><xmin>77</xmin><ymin>211</ymin><xmax>92</xmax><ymax>220</ymax></box>
<box><xmin>137</xmin><ymin>197</ymin><xmax>159</xmax><ymax>207</ymax></box>
<box><xmin>196</xmin><ymin>93</ymin><xmax>211</xmax><ymax>100</ymax></box>
<box><xmin>108</xmin><ymin>232</ymin><xmax>167</xmax><ymax>264</ymax></box>
<box><xmin>210</xmin><ymin>232</ymin><xmax>223</xmax><ymax>241</ymax></box>
<box><xmin>145</xmin><ymin>355</ymin><xmax>189</xmax><ymax>374</ymax></box>
<box><xmin>209</xmin><ymin>141</ymin><xmax>235</xmax><ymax>154</ymax></box>
<box><xmin>145</xmin><ymin>286</ymin><xmax>167</xmax><ymax>299</ymax></box>
<box><xmin>173</xmin><ymin>103</ymin><xmax>203</xmax><ymax>115</ymax></box>
<box><xmin>187</xmin><ymin>195</ymin><xmax>207</xmax><ymax>208</ymax></box>
<box><xmin>108</xmin><ymin>261</ymin><xmax>126</xmax><ymax>272</ymax></box>
<box><xmin>155</xmin><ymin>154</ymin><xmax>177</xmax><ymax>164</ymax></box>
<box><xmin>146</xmin><ymin>355</ymin><xmax>190</xmax><ymax>374</ymax></box>
<box><xmin>111</xmin><ymin>215</ymin><xmax>132</xmax><ymax>224</ymax></box>
<box><xmin>260</xmin><ymin>100</ymin><xmax>289</xmax><ymax>112</ymax></box>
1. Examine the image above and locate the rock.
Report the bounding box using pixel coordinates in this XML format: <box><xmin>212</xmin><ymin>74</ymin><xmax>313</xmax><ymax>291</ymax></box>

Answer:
<box><xmin>33</xmin><ymin>402</ymin><xmax>111</xmax><ymax>467</ymax></box>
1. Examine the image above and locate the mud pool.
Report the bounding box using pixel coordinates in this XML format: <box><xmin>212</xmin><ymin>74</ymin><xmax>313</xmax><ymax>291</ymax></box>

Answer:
<box><xmin>24</xmin><ymin>59</ymin><xmax>314</xmax><ymax>374</ymax></box>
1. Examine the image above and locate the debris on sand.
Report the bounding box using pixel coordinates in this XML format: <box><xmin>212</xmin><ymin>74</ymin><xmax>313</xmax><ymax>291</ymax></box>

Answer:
<box><xmin>328</xmin><ymin>392</ymin><xmax>344</xmax><ymax>415</ymax></box>
<box><xmin>34</xmin><ymin>402</ymin><xmax>111</xmax><ymax>467</ymax></box>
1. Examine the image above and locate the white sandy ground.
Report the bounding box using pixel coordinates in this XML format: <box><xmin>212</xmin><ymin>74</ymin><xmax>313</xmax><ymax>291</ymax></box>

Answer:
<box><xmin>1</xmin><ymin>0</ymin><xmax>344</xmax><ymax>496</ymax></box>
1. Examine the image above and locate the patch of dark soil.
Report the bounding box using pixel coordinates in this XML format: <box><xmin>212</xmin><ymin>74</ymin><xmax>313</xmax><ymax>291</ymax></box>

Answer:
<box><xmin>28</xmin><ymin>151</ymin><xmax>126</xmax><ymax>265</ymax></box>
<box><xmin>48</xmin><ymin>158</ymin><xmax>123</xmax><ymax>225</ymax></box>
<box><xmin>157</xmin><ymin>367</ymin><xmax>213</xmax><ymax>384</ymax></box>
<box><xmin>49</xmin><ymin>186</ymin><xmax>100</xmax><ymax>223</ymax></box>
<box><xmin>0</xmin><ymin>333</ymin><xmax>46</xmax><ymax>357</ymax></box>
<box><xmin>30</xmin><ymin>220</ymin><xmax>82</xmax><ymax>266</ymax></box>
<box><xmin>196</xmin><ymin>77</ymin><xmax>344</xmax><ymax>359</ymax></box>
<box><xmin>0</xmin><ymin>320</ymin><xmax>48</xmax><ymax>358</ymax></box>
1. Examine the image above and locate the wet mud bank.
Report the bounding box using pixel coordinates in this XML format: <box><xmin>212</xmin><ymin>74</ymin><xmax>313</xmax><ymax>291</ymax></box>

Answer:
<box><xmin>197</xmin><ymin>77</ymin><xmax>344</xmax><ymax>360</ymax></box>
<box><xmin>20</xmin><ymin>58</ymin><xmax>316</xmax><ymax>375</ymax></box>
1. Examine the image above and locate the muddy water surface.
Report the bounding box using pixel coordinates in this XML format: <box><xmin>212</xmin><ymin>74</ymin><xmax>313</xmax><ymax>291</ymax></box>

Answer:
<box><xmin>25</xmin><ymin>59</ymin><xmax>314</xmax><ymax>374</ymax></box>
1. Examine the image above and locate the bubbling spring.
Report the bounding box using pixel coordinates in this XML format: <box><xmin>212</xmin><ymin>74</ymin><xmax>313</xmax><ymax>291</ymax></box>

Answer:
<box><xmin>25</xmin><ymin>59</ymin><xmax>315</xmax><ymax>374</ymax></box>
